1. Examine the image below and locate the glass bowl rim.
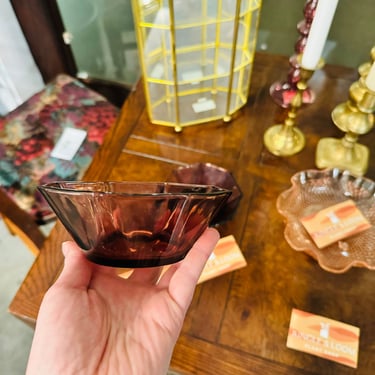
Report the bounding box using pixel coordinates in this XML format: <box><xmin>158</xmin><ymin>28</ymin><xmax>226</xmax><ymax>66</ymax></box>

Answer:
<box><xmin>38</xmin><ymin>180</ymin><xmax>232</xmax><ymax>197</ymax></box>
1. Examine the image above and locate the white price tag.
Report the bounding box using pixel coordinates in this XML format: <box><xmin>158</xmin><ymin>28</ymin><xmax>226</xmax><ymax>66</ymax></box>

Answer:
<box><xmin>192</xmin><ymin>98</ymin><xmax>216</xmax><ymax>113</ymax></box>
<box><xmin>50</xmin><ymin>128</ymin><xmax>87</xmax><ymax>160</ymax></box>
<box><xmin>182</xmin><ymin>69</ymin><xmax>203</xmax><ymax>84</ymax></box>
<box><xmin>150</xmin><ymin>63</ymin><xmax>164</xmax><ymax>79</ymax></box>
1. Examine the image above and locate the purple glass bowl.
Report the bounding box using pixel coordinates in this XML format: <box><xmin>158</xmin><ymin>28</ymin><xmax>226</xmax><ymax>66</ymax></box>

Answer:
<box><xmin>38</xmin><ymin>181</ymin><xmax>231</xmax><ymax>267</ymax></box>
<box><xmin>171</xmin><ymin>163</ymin><xmax>242</xmax><ymax>224</ymax></box>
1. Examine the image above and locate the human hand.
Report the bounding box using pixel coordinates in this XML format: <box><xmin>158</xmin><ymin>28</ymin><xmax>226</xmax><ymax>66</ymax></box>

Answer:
<box><xmin>26</xmin><ymin>228</ymin><xmax>219</xmax><ymax>375</ymax></box>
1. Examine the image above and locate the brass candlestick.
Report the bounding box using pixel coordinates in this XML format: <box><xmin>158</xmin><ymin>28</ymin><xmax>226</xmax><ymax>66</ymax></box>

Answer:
<box><xmin>358</xmin><ymin>46</ymin><xmax>375</xmax><ymax>77</ymax></box>
<box><xmin>316</xmin><ymin>49</ymin><xmax>375</xmax><ymax>176</ymax></box>
<box><xmin>264</xmin><ymin>64</ymin><xmax>316</xmax><ymax>156</ymax></box>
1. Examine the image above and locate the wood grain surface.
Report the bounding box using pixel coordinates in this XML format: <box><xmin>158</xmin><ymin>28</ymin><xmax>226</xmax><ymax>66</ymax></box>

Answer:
<box><xmin>9</xmin><ymin>53</ymin><xmax>375</xmax><ymax>374</ymax></box>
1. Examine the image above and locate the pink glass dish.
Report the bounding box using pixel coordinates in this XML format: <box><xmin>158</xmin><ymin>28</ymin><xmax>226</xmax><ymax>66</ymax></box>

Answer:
<box><xmin>276</xmin><ymin>169</ymin><xmax>375</xmax><ymax>273</ymax></box>
<box><xmin>38</xmin><ymin>181</ymin><xmax>231</xmax><ymax>267</ymax></box>
<box><xmin>170</xmin><ymin>163</ymin><xmax>242</xmax><ymax>224</ymax></box>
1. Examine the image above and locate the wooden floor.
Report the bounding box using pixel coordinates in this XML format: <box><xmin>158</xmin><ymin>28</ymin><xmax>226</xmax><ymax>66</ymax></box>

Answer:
<box><xmin>0</xmin><ymin>218</ymin><xmax>35</xmax><ymax>374</ymax></box>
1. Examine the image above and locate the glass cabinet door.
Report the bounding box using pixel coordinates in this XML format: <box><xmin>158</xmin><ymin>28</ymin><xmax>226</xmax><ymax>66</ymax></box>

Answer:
<box><xmin>57</xmin><ymin>0</ymin><xmax>140</xmax><ymax>86</ymax></box>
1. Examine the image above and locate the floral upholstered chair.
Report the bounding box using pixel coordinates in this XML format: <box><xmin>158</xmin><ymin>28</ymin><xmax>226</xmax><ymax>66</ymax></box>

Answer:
<box><xmin>0</xmin><ymin>74</ymin><xmax>119</xmax><ymax>252</ymax></box>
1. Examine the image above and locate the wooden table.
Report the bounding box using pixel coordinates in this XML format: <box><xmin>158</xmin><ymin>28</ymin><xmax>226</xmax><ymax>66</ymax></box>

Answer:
<box><xmin>10</xmin><ymin>53</ymin><xmax>375</xmax><ymax>374</ymax></box>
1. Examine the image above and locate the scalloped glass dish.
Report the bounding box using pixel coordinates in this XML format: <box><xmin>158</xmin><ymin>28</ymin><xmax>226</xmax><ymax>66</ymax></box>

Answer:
<box><xmin>276</xmin><ymin>169</ymin><xmax>375</xmax><ymax>273</ymax></box>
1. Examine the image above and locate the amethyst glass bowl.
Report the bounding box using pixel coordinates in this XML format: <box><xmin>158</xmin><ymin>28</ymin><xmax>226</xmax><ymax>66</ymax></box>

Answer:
<box><xmin>38</xmin><ymin>181</ymin><xmax>231</xmax><ymax>267</ymax></box>
<box><xmin>170</xmin><ymin>163</ymin><xmax>242</xmax><ymax>224</ymax></box>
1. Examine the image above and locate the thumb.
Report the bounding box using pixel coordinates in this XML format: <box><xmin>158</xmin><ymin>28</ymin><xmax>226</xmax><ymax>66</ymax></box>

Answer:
<box><xmin>53</xmin><ymin>241</ymin><xmax>93</xmax><ymax>289</ymax></box>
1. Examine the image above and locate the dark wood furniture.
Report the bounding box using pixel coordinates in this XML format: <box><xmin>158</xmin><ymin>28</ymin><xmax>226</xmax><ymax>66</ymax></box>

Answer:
<box><xmin>9</xmin><ymin>53</ymin><xmax>375</xmax><ymax>374</ymax></box>
<box><xmin>10</xmin><ymin>0</ymin><xmax>131</xmax><ymax>107</ymax></box>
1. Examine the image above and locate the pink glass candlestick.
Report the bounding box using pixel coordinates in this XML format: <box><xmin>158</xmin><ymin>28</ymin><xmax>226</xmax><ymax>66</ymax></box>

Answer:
<box><xmin>270</xmin><ymin>0</ymin><xmax>318</xmax><ymax>108</ymax></box>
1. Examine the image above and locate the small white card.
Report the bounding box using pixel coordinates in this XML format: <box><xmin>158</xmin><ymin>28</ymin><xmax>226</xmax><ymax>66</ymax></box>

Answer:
<box><xmin>150</xmin><ymin>63</ymin><xmax>164</xmax><ymax>79</ymax></box>
<box><xmin>182</xmin><ymin>69</ymin><xmax>203</xmax><ymax>85</ymax></box>
<box><xmin>50</xmin><ymin>128</ymin><xmax>87</xmax><ymax>160</ymax></box>
<box><xmin>192</xmin><ymin>98</ymin><xmax>216</xmax><ymax>113</ymax></box>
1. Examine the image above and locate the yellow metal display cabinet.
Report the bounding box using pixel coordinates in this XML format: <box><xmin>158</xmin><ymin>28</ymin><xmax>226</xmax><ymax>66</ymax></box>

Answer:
<box><xmin>132</xmin><ymin>0</ymin><xmax>262</xmax><ymax>131</ymax></box>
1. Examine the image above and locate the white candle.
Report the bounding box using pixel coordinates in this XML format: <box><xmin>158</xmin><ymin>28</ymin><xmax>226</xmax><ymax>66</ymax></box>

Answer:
<box><xmin>301</xmin><ymin>0</ymin><xmax>339</xmax><ymax>70</ymax></box>
<box><xmin>365</xmin><ymin>61</ymin><xmax>375</xmax><ymax>92</ymax></box>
